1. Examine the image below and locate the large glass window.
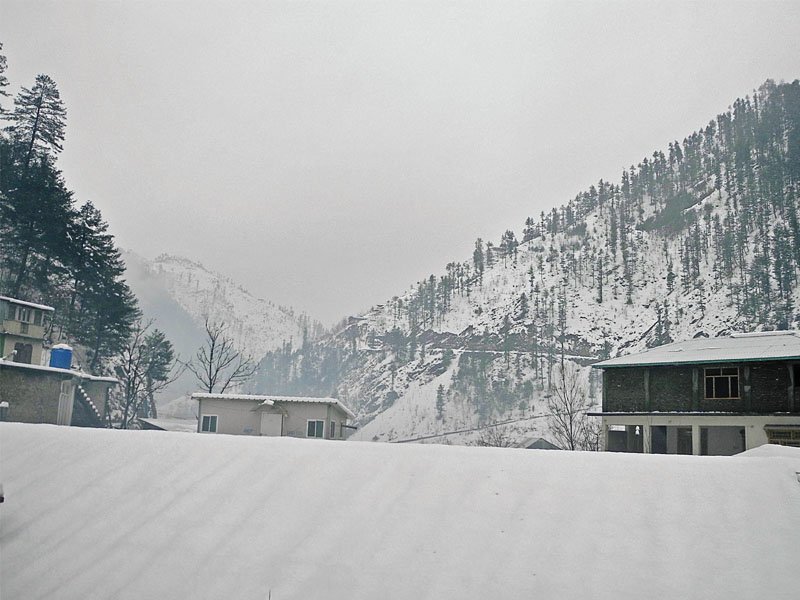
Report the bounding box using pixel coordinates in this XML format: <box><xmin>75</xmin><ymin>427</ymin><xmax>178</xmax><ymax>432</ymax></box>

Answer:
<box><xmin>307</xmin><ymin>420</ymin><xmax>324</xmax><ymax>438</ymax></box>
<box><xmin>704</xmin><ymin>367</ymin><xmax>739</xmax><ymax>399</ymax></box>
<box><xmin>201</xmin><ymin>415</ymin><xmax>218</xmax><ymax>433</ymax></box>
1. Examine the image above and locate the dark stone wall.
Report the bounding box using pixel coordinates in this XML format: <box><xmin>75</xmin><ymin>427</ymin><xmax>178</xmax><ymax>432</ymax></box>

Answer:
<box><xmin>603</xmin><ymin>360</ymin><xmax>795</xmax><ymax>414</ymax></box>
<box><xmin>749</xmin><ymin>362</ymin><xmax>790</xmax><ymax>413</ymax></box>
<box><xmin>650</xmin><ymin>366</ymin><xmax>694</xmax><ymax>411</ymax></box>
<box><xmin>604</xmin><ymin>368</ymin><xmax>645</xmax><ymax>411</ymax></box>
<box><xmin>0</xmin><ymin>367</ymin><xmax>68</xmax><ymax>423</ymax></box>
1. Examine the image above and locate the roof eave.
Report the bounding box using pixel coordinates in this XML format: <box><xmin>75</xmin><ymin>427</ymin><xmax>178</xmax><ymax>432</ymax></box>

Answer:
<box><xmin>593</xmin><ymin>355</ymin><xmax>800</xmax><ymax>369</ymax></box>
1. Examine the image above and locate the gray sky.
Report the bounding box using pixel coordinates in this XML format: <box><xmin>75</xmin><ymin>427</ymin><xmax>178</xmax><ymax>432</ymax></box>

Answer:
<box><xmin>2</xmin><ymin>1</ymin><xmax>799</xmax><ymax>325</ymax></box>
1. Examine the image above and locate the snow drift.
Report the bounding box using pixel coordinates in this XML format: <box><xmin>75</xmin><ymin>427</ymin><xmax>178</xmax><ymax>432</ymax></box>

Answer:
<box><xmin>1</xmin><ymin>423</ymin><xmax>799</xmax><ymax>599</ymax></box>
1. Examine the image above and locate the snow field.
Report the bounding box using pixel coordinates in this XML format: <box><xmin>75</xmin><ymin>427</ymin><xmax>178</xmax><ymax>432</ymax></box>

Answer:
<box><xmin>1</xmin><ymin>423</ymin><xmax>799</xmax><ymax>599</ymax></box>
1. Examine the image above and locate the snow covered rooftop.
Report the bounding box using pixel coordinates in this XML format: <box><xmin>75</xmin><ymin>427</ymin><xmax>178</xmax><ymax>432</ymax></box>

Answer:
<box><xmin>0</xmin><ymin>295</ymin><xmax>55</xmax><ymax>311</ymax></box>
<box><xmin>191</xmin><ymin>392</ymin><xmax>356</xmax><ymax>418</ymax></box>
<box><xmin>0</xmin><ymin>359</ymin><xmax>118</xmax><ymax>383</ymax></box>
<box><xmin>1</xmin><ymin>423</ymin><xmax>798</xmax><ymax>599</ymax></box>
<box><xmin>594</xmin><ymin>330</ymin><xmax>800</xmax><ymax>368</ymax></box>
<box><xmin>139</xmin><ymin>417</ymin><xmax>198</xmax><ymax>433</ymax></box>
<box><xmin>191</xmin><ymin>392</ymin><xmax>275</xmax><ymax>404</ymax></box>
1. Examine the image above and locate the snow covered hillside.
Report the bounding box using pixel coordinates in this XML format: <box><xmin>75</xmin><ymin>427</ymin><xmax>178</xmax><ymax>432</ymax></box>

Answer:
<box><xmin>1</xmin><ymin>423</ymin><xmax>798</xmax><ymax>599</ymax></box>
<box><xmin>251</xmin><ymin>80</ymin><xmax>800</xmax><ymax>445</ymax></box>
<box><xmin>126</xmin><ymin>252</ymin><xmax>319</xmax><ymax>359</ymax></box>
<box><xmin>123</xmin><ymin>252</ymin><xmax>322</xmax><ymax>414</ymax></box>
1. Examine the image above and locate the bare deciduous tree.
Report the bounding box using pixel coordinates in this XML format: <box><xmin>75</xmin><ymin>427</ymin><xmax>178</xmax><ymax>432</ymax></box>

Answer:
<box><xmin>546</xmin><ymin>361</ymin><xmax>597</xmax><ymax>451</ymax></box>
<box><xmin>186</xmin><ymin>319</ymin><xmax>256</xmax><ymax>393</ymax></box>
<box><xmin>114</xmin><ymin>319</ymin><xmax>181</xmax><ymax>429</ymax></box>
<box><xmin>472</xmin><ymin>426</ymin><xmax>516</xmax><ymax>448</ymax></box>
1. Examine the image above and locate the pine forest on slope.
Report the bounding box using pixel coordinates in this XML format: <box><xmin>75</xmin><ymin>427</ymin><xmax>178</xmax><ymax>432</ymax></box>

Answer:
<box><xmin>248</xmin><ymin>79</ymin><xmax>800</xmax><ymax>445</ymax></box>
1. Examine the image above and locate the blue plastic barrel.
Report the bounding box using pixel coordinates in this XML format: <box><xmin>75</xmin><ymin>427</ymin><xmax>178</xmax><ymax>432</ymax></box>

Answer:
<box><xmin>49</xmin><ymin>344</ymin><xmax>73</xmax><ymax>369</ymax></box>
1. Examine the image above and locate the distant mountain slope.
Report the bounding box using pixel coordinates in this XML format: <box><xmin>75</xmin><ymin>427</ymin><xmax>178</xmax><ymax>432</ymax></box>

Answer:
<box><xmin>250</xmin><ymin>79</ymin><xmax>800</xmax><ymax>444</ymax></box>
<box><xmin>123</xmin><ymin>252</ymin><xmax>322</xmax><ymax>414</ymax></box>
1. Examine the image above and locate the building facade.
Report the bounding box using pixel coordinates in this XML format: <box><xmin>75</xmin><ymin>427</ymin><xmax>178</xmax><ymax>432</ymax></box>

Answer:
<box><xmin>592</xmin><ymin>331</ymin><xmax>800</xmax><ymax>455</ymax></box>
<box><xmin>193</xmin><ymin>393</ymin><xmax>356</xmax><ymax>439</ymax></box>
<box><xmin>0</xmin><ymin>360</ymin><xmax>116</xmax><ymax>427</ymax></box>
<box><xmin>0</xmin><ymin>296</ymin><xmax>54</xmax><ymax>365</ymax></box>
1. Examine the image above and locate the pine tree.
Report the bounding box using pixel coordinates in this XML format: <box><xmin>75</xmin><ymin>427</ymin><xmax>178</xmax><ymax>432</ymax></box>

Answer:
<box><xmin>472</xmin><ymin>238</ymin><xmax>484</xmax><ymax>282</ymax></box>
<box><xmin>7</xmin><ymin>74</ymin><xmax>67</xmax><ymax>170</ymax></box>
<box><xmin>0</xmin><ymin>42</ymin><xmax>10</xmax><ymax>109</ymax></box>
<box><xmin>435</xmin><ymin>384</ymin><xmax>445</xmax><ymax>419</ymax></box>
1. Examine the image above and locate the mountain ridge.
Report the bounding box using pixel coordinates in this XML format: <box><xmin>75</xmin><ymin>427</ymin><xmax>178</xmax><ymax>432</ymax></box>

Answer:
<box><xmin>122</xmin><ymin>251</ymin><xmax>324</xmax><ymax>415</ymax></box>
<box><xmin>247</xmin><ymin>78</ymin><xmax>800</xmax><ymax>445</ymax></box>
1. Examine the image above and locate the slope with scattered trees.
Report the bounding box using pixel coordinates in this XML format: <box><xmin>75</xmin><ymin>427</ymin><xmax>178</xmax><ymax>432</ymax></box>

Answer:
<box><xmin>250</xmin><ymin>79</ymin><xmax>800</xmax><ymax>446</ymax></box>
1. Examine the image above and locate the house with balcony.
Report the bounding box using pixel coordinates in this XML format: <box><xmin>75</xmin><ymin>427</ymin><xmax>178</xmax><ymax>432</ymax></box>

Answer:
<box><xmin>0</xmin><ymin>296</ymin><xmax>54</xmax><ymax>365</ymax></box>
<box><xmin>591</xmin><ymin>331</ymin><xmax>800</xmax><ymax>455</ymax></box>
<box><xmin>192</xmin><ymin>393</ymin><xmax>356</xmax><ymax>439</ymax></box>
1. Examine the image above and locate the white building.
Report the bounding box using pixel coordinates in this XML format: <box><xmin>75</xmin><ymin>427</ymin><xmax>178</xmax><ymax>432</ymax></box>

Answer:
<box><xmin>192</xmin><ymin>393</ymin><xmax>356</xmax><ymax>439</ymax></box>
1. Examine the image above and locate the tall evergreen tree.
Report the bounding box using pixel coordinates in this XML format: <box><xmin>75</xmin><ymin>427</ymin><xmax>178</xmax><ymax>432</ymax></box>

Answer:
<box><xmin>7</xmin><ymin>74</ymin><xmax>67</xmax><ymax>170</ymax></box>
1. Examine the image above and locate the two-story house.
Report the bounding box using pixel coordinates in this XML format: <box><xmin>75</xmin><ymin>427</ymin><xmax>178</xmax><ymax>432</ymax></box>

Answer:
<box><xmin>0</xmin><ymin>296</ymin><xmax>54</xmax><ymax>365</ymax></box>
<box><xmin>0</xmin><ymin>296</ymin><xmax>116</xmax><ymax>427</ymax></box>
<box><xmin>592</xmin><ymin>331</ymin><xmax>800</xmax><ymax>455</ymax></box>
<box><xmin>193</xmin><ymin>393</ymin><xmax>356</xmax><ymax>439</ymax></box>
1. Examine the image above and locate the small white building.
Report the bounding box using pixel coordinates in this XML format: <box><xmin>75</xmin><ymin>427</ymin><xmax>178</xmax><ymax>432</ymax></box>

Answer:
<box><xmin>192</xmin><ymin>393</ymin><xmax>356</xmax><ymax>439</ymax></box>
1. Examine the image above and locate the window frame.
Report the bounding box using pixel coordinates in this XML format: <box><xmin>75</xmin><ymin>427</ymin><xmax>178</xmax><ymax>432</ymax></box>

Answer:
<box><xmin>307</xmin><ymin>419</ymin><xmax>324</xmax><ymax>438</ymax></box>
<box><xmin>704</xmin><ymin>366</ymin><xmax>740</xmax><ymax>400</ymax></box>
<box><xmin>201</xmin><ymin>414</ymin><xmax>218</xmax><ymax>433</ymax></box>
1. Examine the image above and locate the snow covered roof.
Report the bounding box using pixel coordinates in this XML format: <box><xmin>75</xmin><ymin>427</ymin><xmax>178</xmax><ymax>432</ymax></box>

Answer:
<box><xmin>0</xmin><ymin>359</ymin><xmax>118</xmax><ymax>383</ymax></box>
<box><xmin>519</xmin><ymin>437</ymin><xmax>561</xmax><ymax>450</ymax></box>
<box><xmin>191</xmin><ymin>392</ymin><xmax>355</xmax><ymax>418</ymax></box>
<box><xmin>594</xmin><ymin>330</ymin><xmax>800</xmax><ymax>368</ymax></box>
<box><xmin>1</xmin><ymin>423</ymin><xmax>798</xmax><ymax>599</ymax></box>
<box><xmin>268</xmin><ymin>395</ymin><xmax>356</xmax><ymax>419</ymax></box>
<box><xmin>191</xmin><ymin>392</ymin><xmax>275</xmax><ymax>405</ymax></box>
<box><xmin>139</xmin><ymin>417</ymin><xmax>198</xmax><ymax>433</ymax></box>
<box><xmin>0</xmin><ymin>295</ymin><xmax>55</xmax><ymax>311</ymax></box>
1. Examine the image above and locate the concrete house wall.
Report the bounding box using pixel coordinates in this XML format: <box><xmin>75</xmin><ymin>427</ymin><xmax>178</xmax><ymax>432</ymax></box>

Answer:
<box><xmin>196</xmin><ymin>396</ymin><xmax>351</xmax><ymax>439</ymax></box>
<box><xmin>197</xmin><ymin>397</ymin><xmax>262</xmax><ymax>436</ymax></box>
<box><xmin>0</xmin><ymin>362</ymin><xmax>112</xmax><ymax>426</ymax></box>
<box><xmin>266</xmin><ymin>402</ymin><xmax>350</xmax><ymax>439</ymax></box>
<box><xmin>0</xmin><ymin>365</ymin><xmax>67</xmax><ymax>423</ymax></box>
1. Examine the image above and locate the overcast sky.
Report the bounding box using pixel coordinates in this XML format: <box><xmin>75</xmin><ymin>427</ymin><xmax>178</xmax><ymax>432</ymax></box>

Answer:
<box><xmin>2</xmin><ymin>1</ymin><xmax>799</xmax><ymax>324</ymax></box>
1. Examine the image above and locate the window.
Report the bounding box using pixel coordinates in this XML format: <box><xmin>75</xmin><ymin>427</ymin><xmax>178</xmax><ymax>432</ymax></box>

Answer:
<box><xmin>13</xmin><ymin>343</ymin><xmax>32</xmax><ymax>364</ymax></box>
<box><xmin>330</xmin><ymin>421</ymin><xmax>336</xmax><ymax>439</ymax></box>
<box><xmin>307</xmin><ymin>420</ymin><xmax>324</xmax><ymax>438</ymax></box>
<box><xmin>764</xmin><ymin>427</ymin><xmax>800</xmax><ymax>448</ymax></box>
<box><xmin>339</xmin><ymin>422</ymin><xmax>344</xmax><ymax>439</ymax></box>
<box><xmin>201</xmin><ymin>415</ymin><xmax>218</xmax><ymax>433</ymax></box>
<box><xmin>33</xmin><ymin>310</ymin><xmax>42</xmax><ymax>326</ymax></box>
<box><xmin>704</xmin><ymin>367</ymin><xmax>739</xmax><ymax>399</ymax></box>
<box><xmin>16</xmin><ymin>307</ymin><xmax>31</xmax><ymax>322</ymax></box>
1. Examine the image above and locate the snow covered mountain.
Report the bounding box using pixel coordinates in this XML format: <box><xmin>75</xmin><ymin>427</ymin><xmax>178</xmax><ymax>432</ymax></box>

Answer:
<box><xmin>249</xmin><ymin>79</ymin><xmax>800</xmax><ymax>445</ymax></box>
<box><xmin>123</xmin><ymin>252</ymin><xmax>322</xmax><ymax>413</ymax></box>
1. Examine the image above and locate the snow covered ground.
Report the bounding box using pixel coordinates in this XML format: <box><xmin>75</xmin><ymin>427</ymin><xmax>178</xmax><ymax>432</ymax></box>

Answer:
<box><xmin>1</xmin><ymin>423</ymin><xmax>799</xmax><ymax>599</ymax></box>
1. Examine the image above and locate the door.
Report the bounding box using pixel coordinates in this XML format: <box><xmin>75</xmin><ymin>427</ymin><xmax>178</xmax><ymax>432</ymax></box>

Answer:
<box><xmin>260</xmin><ymin>412</ymin><xmax>282</xmax><ymax>436</ymax></box>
